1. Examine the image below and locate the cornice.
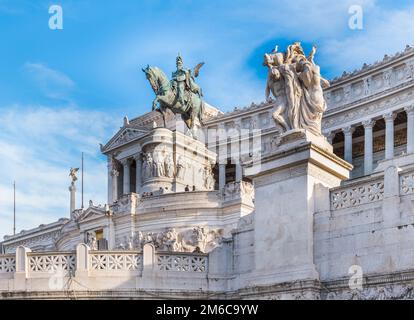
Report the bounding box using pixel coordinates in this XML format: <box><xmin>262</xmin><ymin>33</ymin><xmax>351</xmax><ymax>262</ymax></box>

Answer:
<box><xmin>328</xmin><ymin>45</ymin><xmax>414</xmax><ymax>88</ymax></box>
<box><xmin>325</xmin><ymin>78</ymin><xmax>414</xmax><ymax>118</ymax></box>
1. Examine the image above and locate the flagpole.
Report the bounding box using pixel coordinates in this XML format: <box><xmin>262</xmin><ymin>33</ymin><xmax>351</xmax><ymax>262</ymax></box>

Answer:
<box><xmin>81</xmin><ymin>152</ymin><xmax>84</xmax><ymax>209</ymax></box>
<box><xmin>13</xmin><ymin>181</ymin><xmax>16</xmax><ymax>235</ymax></box>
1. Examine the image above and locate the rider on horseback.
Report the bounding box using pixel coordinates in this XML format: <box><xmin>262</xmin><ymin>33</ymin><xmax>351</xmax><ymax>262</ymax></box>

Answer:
<box><xmin>171</xmin><ymin>54</ymin><xmax>203</xmax><ymax>110</ymax></box>
<box><xmin>143</xmin><ymin>55</ymin><xmax>205</xmax><ymax>133</ymax></box>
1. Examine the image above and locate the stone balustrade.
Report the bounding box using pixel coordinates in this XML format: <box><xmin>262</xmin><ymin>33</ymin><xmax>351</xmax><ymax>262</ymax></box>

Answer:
<box><xmin>156</xmin><ymin>252</ymin><xmax>207</xmax><ymax>273</ymax></box>
<box><xmin>0</xmin><ymin>244</ymin><xmax>211</xmax><ymax>294</ymax></box>
<box><xmin>28</xmin><ymin>252</ymin><xmax>76</xmax><ymax>274</ymax></box>
<box><xmin>330</xmin><ymin>167</ymin><xmax>414</xmax><ymax>210</ymax></box>
<box><xmin>89</xmin><ymin>251</ymin><xmax>142</xmax><ymax>273</ymax></box>
<box><xmin>400</xmin><ymin>170</ymin><xmax>414</xmax><ymax>195</ymax></box>
<box><xmin>0</xmin><ymin>255</ymin><xmax>15</xmax><ymax>274</ymax></box>
<box><xmin>330</xmin><ymin>177</ymin><xmax>385</xmax><ymax>210</ymax></box>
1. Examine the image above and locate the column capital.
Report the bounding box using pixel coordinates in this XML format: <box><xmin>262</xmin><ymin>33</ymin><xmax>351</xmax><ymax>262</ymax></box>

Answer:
<box><xmin>404</xmin><ymin>105</ymin><xmax>414</xmax><ymax>114</ymax></box>
<box><xmin>383</xmin><ymin>112</ymin><xmax>397</xmax><ymax>122</ymax></box>
<box><xmin>111</xmin><ymin>168</ymin><xmax>119</xmax><ymax>177</ymax></box>
<box><xmin>133</xmin><ymin>153</ymin><xmax>142</xmax><ymax>161</ymax></box>
<box><xmin>362</xmin><ymin>119</ymin><xmax>376</xmax><ymax>128</ymax></box>
<box><xmin>109</xmin><ymin>156</ymin><xmax>120</xmax><ymax>168</ymax></box>
<box><xmin>342</xmin><ymin>126</ymin><xmax>355</xmax><ymax>135</ymax></box>
<box><xmin>120</xmin><ymin>158</ymin><xmax>132</xmax><ymax>166</ymax></box>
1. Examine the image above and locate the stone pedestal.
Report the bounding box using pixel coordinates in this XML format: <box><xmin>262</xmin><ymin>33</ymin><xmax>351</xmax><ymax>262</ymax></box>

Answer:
<box><xmin>69</xmin><ymin>182</ymin><xmax>76</xmax><ymax>219</ymax></box>
<box><xmin>140</xmin><ymin>128</ymin><xmax>217</xmax><ymax>193</ymax></box>
<box><xmin>244</xmin><ymin>129</ymin><xmax>352</xmax><ymax>286</ymax></box>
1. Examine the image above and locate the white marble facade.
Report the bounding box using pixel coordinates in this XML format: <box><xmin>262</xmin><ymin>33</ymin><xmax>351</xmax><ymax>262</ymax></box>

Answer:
<box><xmin>2</xmin><ymin>46</ymin><xmax>414</xmax><ymax>299</ymax></box>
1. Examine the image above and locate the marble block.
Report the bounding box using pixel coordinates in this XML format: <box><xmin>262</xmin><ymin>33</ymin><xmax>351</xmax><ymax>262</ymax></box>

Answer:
<box><xmin>244</xmin><ymin>129</ymin><xmax>352</xmax><ymax>286</ymax></box>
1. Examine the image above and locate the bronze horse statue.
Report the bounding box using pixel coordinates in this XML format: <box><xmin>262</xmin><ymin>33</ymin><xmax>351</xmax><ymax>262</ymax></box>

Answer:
<box><xmin>142</xmin><ymin>66</ymin><xmax>204</xmax><ymax>134</ymax></box>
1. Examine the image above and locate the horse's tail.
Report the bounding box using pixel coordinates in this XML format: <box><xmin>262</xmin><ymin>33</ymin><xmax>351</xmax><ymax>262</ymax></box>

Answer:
<box><xmin>198</xmin><ymin>101</ymin><xmax>205</xmax><ymax>126</ymax></box>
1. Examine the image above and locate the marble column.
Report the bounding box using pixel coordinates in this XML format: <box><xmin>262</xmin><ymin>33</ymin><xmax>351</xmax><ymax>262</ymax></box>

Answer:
<box><xmin>363</xmin><ymin>119</ymin><xmax>375</xmax><ymax>175</ymax></box>
<box><xmin>219</xmin><ymin>164</ymin><xmax>226</xmax><ymax>190</ymax></box>
<box><xmin>384</xmin><ymin>112</ymin><xmax>396</xmax><ymax>160</ymax></box>
<box><xmin>111</xmin><ymin>167</ymin><xmax>119</xmax><ymax>202</ymax></box>
<box><xmin>107</xmin><ymin>158</ymin><xmax>113</xmax><ymax>204</ymax></box>
<box><xmin>107</xmin><ymin>215</ymin><xmax>115</xmax><ymax>250</ymax></box>
<box><xmin>235</xmin><ymin>163</ymin><xmax>243</xmax><ymax>182</ymax></box>
<box><xmin>69</xmin><ymin>182</ymin><xmax>76</xmax><ymax>218</ymax></box>
<box><xmin>405</xmin><ymin>105</ymin><xmax>414</xmax><ymax>154</ymax></box>
<box><xmin>343</xmin><ymin>126</ymin><xmax>355</xmax><ymax>164</ymax></box>
<box><xmin>134</xmin><ymin>154</ymin><xmax>142</xmax><ymax>193</ymax></box>
<box><xmin>121</xmin><ymin>159</ymin><xmax>131</xmax><ymax>195</ymax></box>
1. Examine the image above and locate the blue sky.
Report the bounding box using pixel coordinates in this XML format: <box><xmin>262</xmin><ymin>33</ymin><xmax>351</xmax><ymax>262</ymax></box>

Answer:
<box><xmin>1</xmin><ymin>0</ymin><xmax>414</xmax><ymax>238</ymax></box>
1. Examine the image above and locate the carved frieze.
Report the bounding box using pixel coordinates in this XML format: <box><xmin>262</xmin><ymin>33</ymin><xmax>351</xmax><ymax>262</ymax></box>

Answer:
<box><xmin>3</xmin><ymin>230</ymin><xmax>61</xmax><ymax>253</ymax></box>
<box><xmin>115</xmin><ymin>227</ymin><xmax>224</xmax><ymax>254</ymax></box>
<box><xmin>326</xmin><ymin>283</ymin><xmax>414</xmax><ymax>300</ymax></box>
<box><xmin>222</xmin><ymin>181</ymin><xmax>255</xmax><ymax>201</ymax></box>
<box><xmin>323</xmin><ymin>87</ymin><xmax>414</xmax><ymax>129</ymax></box>
<box><xmin>142</xmin><ymin>145</ymin><xmax>177</xmax><ymax>180</ymax></box>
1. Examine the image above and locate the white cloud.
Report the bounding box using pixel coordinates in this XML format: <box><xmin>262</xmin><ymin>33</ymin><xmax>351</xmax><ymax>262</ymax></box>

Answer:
<box><xmin>96</xmin><ymin>0</ymin><xmax>385</xmax><ymax>111</ymax></box>
<box><xmin>0</xmin><ymin>105</ymin><xmax>119</xmax><ymax>239</ymax></box>
<box><xmin>319</xmin><ymin>5</ymin><xmax>414</xmax><ymax>76</ymax></box>
<box><xmin>23</xmin><ymin>63</ymin><xmax>75</xmax><ymax>100</ymax></box>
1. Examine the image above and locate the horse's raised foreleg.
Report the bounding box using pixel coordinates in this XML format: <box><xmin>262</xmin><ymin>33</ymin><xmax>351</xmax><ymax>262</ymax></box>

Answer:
<box><xmin>152</xmin><ymin>97</ymin><xmax>159</xmax><ymax>111</ymax></box>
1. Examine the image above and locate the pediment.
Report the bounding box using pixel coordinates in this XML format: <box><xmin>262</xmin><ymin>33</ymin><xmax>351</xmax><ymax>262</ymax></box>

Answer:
<box><xmin>75</xmin><ymin>207</ymin><xmax>106</xmax><ymax>223</ymax></box>
<box><xmin>101</xmin><ymin>125</ymin><xmax>150</xmax><ymax>153</ymax></box>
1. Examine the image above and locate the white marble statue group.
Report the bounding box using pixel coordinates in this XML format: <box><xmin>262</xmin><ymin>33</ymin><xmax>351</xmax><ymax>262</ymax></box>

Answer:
<box><xmin>200</xmin><ymin>165</ymin><xmax>215</xmax><ymax>190</ymax></box>
<box><xmin>116</xmin><ymin>226</ymin><xmax>223</xmax><ymax>254</ymax></box>
<box><xmin>142</xmin><ymin>147</ymin><xmax>215</xmax><ymax>190</ymax></box>
<box><xmin>142</xmin><ymin>150</ymin><xmax>176</xmax><ymax>180</ymax></box>
<box><xmin>86</xmin><ymin>232</ymin><xmax>98</xmax><ymax>250</ymax></box>
<box><xmin>264</xmin><ymin>42</ymin><xmax>330</xmax><ymax>136</ymax></box>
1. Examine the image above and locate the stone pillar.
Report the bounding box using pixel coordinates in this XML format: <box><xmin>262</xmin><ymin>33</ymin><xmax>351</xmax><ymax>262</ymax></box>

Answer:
<box><xmin>14</xmin><ymin>246</ymin><xmax>31</xmax><ymax>291</ymax></box>
<box><xmin>343</xmin><ymin>126</ymin><xmax>355</xmax><ymax>164</ymax></box>
<box><xmin>134</xmin><ymin>154</ymin><xmax>142</xmax><ymax>193</ymax></box>
<box><xmin>244</xmin><ymin>130</ymin><xmax>351</xmax><ymax>286</ymax></box>
<box><xmin>69</xmin><ymin>182</ymin><xmax>76</xmax><ymax>218</ymax></box>
<box><xmin>363</xmin><ymin>119</ymin><xmax>375</xmax><ymax>175</ymax></box>
<box><xmin>143</xmin><ymin>243</ymin><xmax>155</xmax><ymax>272</ymax></box>
<box><xmin>384</xmin><ymin>112</ymin><xmax>396</xmax><ymax>160</ymax></box>
<box><xmin>15</xmin><ymin>246</ymin><xmax>31</xmax><ymax>275</ymax></box>
<box><xmin>208</xmin><ymin>239</ymin><xmax>232</xmax><ymax>277</ymax></box>
<box><xmin>121</xmin><ymin>159</ymin><xmax>131</xmax><ymax>195</ymax></box>
<box><xmin>235</xmin><ymin>163</ymin><xmax>243</xmax><ymax>182</ymax></box>
<box><xmin>383</xmin><ymin>165</ymin><xmax>402</xmax><ymax>227</ymax></box>
<box><xmin>108</xmin><ymin>216</ymin><xmax>115</xmax><ymax>250</ymax></box>
<box><xmin>405</xmin><ymin>105</ymin><xmax>414</xmax><ymax>154</ymax></box>
<box><xmin>219</xmin><ymin>164</ymin><xmax>226</xmax><ymax>190</ymax></box>
<box><xmin>107</xmin><ymin>157</ymin><xmax>113</xmax><ymax>204</ymax></box>
<box><xmin>75</xmin><ymin>243</ymin><xmax>89</xmax><ymax>278</ymax></box>
<box><xmin>111</xmin><ymin>167</ymin><xmax>119</xmax><ymax>202</ymax></box>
